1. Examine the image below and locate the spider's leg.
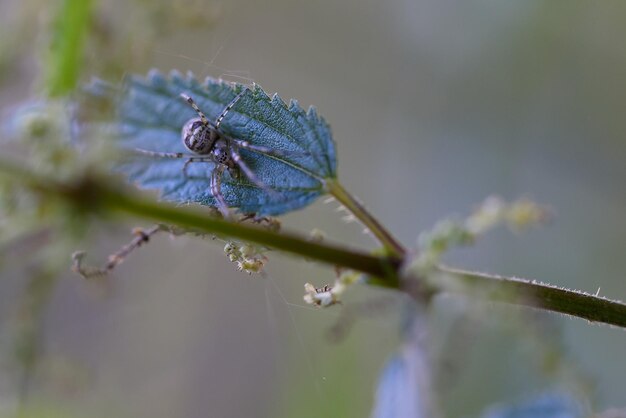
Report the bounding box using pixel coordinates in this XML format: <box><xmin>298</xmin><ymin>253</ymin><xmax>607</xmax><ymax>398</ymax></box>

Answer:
<box><xmin>134</xmin><ymin>149</ymin><xmax>186</xmax><ymax>159</ymax></box>
<box><xmin>182</xmin><ymin>158</ymin><xmax>196</xmax><ymax>178</ymax></box>
<box><xmin>231</xmin><ymin>140</ymin><xmax>305</xmax><ymax>157</ymax></box>
<box><xmin>215</xmin><ymin>88</ymin><xmax>249</xmax><ymax>129</ymax></box>
<box><xmin>133</xmin><ymin>148</ymin><xmax>213</xmax><ymax>161</ymax></box>
<box><xmin>133</xmin><ymin>149</ymin><xmax>214</xmax><ymax>179</ymax></box>
<box><xmin>231</xmin><ymin>140</ymin><xmax>314</xmax><ymax>160</ymax></box>
<box><xmin>183</xmin><ymin>157</ymin><xmax>214</xmax><ymax>178</ymax></box>
<box><xmin>232</xmin><ymin>140</ymin><xmax>283</xmax><ymax>155</ymax></box>
<box><xmin>180</xmin><ymin>93</ymin><xmax>209</xmax><ymax>126</ymax></box>
<box><xmin>211</xmin><ymin>164</ymin><xmax>231</xmax><ymax>218</ymax></box>
<box><xmin>229</xmin><ymin>148</ymin><xmax>265</xmax><ymax>189</ymax></box>
<box><xmin>229</xmin><ymin>147</ymin><xmax>281</xmax><ymax>198</ymax></box>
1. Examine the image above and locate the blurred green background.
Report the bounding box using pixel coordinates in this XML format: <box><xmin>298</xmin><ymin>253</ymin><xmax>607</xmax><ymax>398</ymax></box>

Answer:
<box><xmin>0</xmin><ymin>0</ymin><xmax>625</xmax><ymax>417</ymax></box>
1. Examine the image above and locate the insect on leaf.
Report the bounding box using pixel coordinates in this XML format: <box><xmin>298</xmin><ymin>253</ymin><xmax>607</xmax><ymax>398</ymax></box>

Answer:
<box><xmin>98</xmin><ymin>70</ymin><xmax>337</xmax><ymax>216</ymax></box>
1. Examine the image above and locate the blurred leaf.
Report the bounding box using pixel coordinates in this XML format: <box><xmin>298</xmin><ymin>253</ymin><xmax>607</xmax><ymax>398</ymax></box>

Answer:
<box><xmin>371</xmin><ymin>314</ymin><xmax>435</xmax><ymax>418</ymax></box>
<box><xmin>46</xmin><ymin>0</ymin><xmax>93</xmax><ymax>96</ymax></box>
<box><xmin>91</xmin><ymin>70</ymin><xmax>337</xmax><ymax>215</ymax></box>
<box><xmin>479</xmin><ymin>392</ymin><xmax>587</xmax><ymax>418</ymax></box>
<box><xmin>372</xmin><ymin>355</ymin><xmax>427</xmax><ymax>418</ymax></box>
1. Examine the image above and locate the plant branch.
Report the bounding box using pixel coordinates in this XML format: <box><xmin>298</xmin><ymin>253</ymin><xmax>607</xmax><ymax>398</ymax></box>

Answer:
<box><xmin>325</xmin><ymin>179</ymin><xmax>406</xmax><ymax>256</ymax></box>
<box><xmin>0</xmin><ymin>159</ymin><xmax>400</xmax><ymax>281</ymax></box>
<box><xmin>434</xmin><ymin>265</ymin><xmax>626</xmax><ymax>328</ymax></box>
<box><xmin>97</xmin><ymin>184</ymin><xmax>401</xmax><ymax>282</ymax></box>
<box><xmin>1</xmin><ymin>158</ymin><xmax>625</xmax><ymax>329</ymax></box>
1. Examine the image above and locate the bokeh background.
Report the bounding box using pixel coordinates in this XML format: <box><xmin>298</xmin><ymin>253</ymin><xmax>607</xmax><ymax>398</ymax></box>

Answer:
<box><xmin>1</xmin><ymin>1</ymin><xmax>625</xmax><ymax>417</ymax></box>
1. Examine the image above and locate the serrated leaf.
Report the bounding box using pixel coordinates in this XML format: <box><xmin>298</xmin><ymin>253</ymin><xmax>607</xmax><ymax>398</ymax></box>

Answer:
<box><xmin>479</xmin><ymin>392</ymin><xmax>587</xmax><ymax>418</ymax></box>
<box><xmin>99</xmin><ymin>70</ymin><xmax>337</xmax><ymax>216</ymax></box>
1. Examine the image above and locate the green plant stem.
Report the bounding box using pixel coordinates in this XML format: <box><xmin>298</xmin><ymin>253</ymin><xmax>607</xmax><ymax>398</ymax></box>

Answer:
<box><xmin>46</xmin><ymin>0</ymin><xmax>93</xmax><ymax>96</ymax></box>
<box><xmin>95</xmin><ymin>184</ymin><xmax>626</xmax><ymax>328</ymax></box>
<box><xmin>98</xmin><ymin>185</ymin><xmax>400</xmax><ymax>282</ymax></box>
<box><xmin>0</xmin><ymin>159</ymin><xmax>399</xmax><ymax>280</ymax></box>
<box><xmin>1</xmin><ymin>158</ymin><xmax>625</xmax><ymax>328</ymax></box>
<box><xmin>325</xmin><ymin>179</ymin><xmax>405</xmax><ymax>256</ymax></box>
<box><xmin>436</xmin><ymin>265</ymin><xmax>626</xmax><ymax>328</ymax></box>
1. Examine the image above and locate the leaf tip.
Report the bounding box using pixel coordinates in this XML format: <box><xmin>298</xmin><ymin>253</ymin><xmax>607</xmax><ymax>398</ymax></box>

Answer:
<box><xmin>307</xmin><ymin>106</ymin><xmax>319</xmax><ymax>120</ymax></box>
<box><xmin>288</xmin><ymin>99</ymin><xmax>300</xmax><ymax>112</ymax></box>
<box><xmin>270</xmin><ymin>92</ymin><xmax>289</xmax><ymax>110</ymax></box>
<box><xmin>147</xmin><ymin>68</ymin><xmax>167</xmax><ymax>87</ymax></box>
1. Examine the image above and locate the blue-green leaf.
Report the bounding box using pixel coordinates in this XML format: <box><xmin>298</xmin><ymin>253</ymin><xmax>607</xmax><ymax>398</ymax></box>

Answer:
<box><xmin>95</xmin><ymin>70</ymin><xmax>337</xmax><ymax>216</ymax></box>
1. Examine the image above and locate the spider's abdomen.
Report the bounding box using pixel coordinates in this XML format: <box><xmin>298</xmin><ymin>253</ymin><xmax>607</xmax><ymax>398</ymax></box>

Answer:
<box><xmin>182</xmin><ymin>118</ymin><xmax>216</xmax><ymax>154</ymax></box>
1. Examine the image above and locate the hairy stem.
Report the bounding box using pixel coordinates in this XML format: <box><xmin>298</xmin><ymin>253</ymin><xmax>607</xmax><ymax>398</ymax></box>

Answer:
<box><xmin>0</xmin><ymin>159</ymin><xmax>399</xmax><ymax>280</ymax></box>
<box><xmin>98</xmin><ymin>184</ymin><xmax>400</xmax><ymax>282</ymax></box>
<box><xmin>325</xmin><ymin>179</ymin><xmax>406</xmax><ymax>256</ymax></box>
<box><xmin>96</xmin><ymin>186</ymin><xmax>626</xmax><ymax>328</ymax></box>
<box><xmin>435</xmin><ymin>265</ymin><xmax>626</xmax><ymax>328</ymax></box>
<box><xmin>1</xmin><ymin>158</ymin><xmax>625</xmax><ymax>329</ymax></box>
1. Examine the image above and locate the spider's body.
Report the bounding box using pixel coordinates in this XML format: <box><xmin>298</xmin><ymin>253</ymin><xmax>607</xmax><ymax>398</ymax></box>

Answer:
<box><xmin>182</xmin><ymin>118</ymin><xmax>218</xmax><ymax>154</ymax></box>
<box><xmin>137</xmin><ymin>89</ymin><xmax>289</xmax><ymax>218</ymax></box>
<box><xmin>182</xmin><ymin>117</ymin><xmax>236</xmax><ymax>172</ymax></box>
<box><xmin>180</xmin><ymin>91</ymin><xmax>282</xmax><ymax>217</ymax></box>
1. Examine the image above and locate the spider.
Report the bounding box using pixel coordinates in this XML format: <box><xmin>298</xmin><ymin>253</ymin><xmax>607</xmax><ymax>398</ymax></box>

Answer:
<box><xmin>137</xmin><ymin>88</ymin><xmax>290</xmax><ymax>218</ymax></box>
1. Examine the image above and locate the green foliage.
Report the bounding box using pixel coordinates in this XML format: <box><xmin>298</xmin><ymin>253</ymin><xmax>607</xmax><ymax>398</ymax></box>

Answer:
<box><xmin>412</xmin><ymin>197</ymin><xmax>549</xmax><ymax>276</ymax></box>
<box><xmin>46</xmin><ymin>0</ymin><xmax>93</xmax><ymax>96</ymax></box>
<box><xmin>91</xmin><ymin>70</ymin><xmax>337</xmax><ymax>215</ymax></box>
